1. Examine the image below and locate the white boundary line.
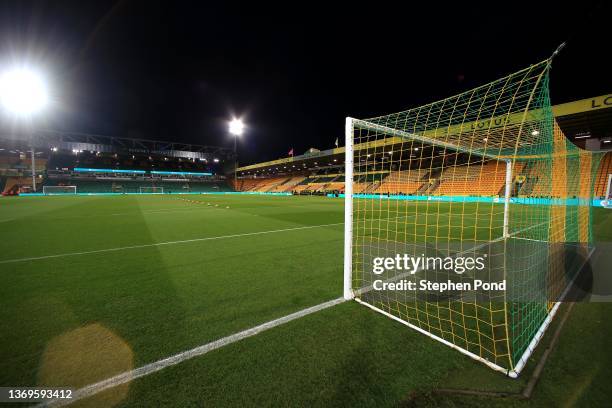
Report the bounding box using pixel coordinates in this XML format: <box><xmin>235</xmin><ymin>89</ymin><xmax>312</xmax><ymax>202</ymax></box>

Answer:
<box><xmin>354</xmin><ymin>298</ymin><xmax>513</xmax><ymax>376</ymax></box>
<box><xmin>38</xmin><ymin>297</ymin><xmax>346</xmax><ymax>408</ymax></box>
<box><xmin>0</xmin><ymin>213</ymin><xmax>473</xmax><ymax>265</ymax></box>
<box><xmin>0</xmin><ymin>222</ymin><xmax>344</xmax><ymax>265</ymax></box>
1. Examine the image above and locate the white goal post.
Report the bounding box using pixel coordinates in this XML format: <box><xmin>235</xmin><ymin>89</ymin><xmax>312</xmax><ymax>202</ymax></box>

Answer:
<box><xmin>42</xmin><ymin>186</ymin><xmax>77</xmax><ymax>195</ymax></box>
<box><xmin>604</xmin><ymin>174</ymin><xmax>612</xmax><ymax>209</ymax></box>
<box><xmin>139</xmin><ymin>186</ymin><xmax>164</xmax><ymax>194</ymax></box>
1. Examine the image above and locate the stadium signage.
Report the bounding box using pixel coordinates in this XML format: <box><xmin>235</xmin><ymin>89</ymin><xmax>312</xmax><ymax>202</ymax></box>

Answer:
<box><xmin>72</xmin><ymin>168</ymin><xmax>212</xmax><ymax>176</ymax></box>
<box><xmin>73</xmin><ymin>167</ymin><xmax>146</xmax><ymax>174</ymax></box>
<box><xmin>591</xmin><ymin>95</ymin><xmax>612</xmax><ymax>109</ymax></box>
<box><xmin>151</xmin><ymin>170</ymin><xmax>212</xmax><ymax>176</ymax></box>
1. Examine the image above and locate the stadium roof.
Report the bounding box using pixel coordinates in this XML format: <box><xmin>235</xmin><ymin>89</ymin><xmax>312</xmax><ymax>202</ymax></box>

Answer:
<box><xmin>237</xmin><ymin>93</ymin><xmax>612</xmax><ymax>175</ymax></box>
<box><xmin>0</xmin><ymin>130</ymin><xmax>233</xmax><ymax>160</ymax></box>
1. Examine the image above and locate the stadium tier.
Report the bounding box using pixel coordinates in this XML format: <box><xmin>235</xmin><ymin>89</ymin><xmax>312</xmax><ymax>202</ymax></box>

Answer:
<box><xmin>235</xmin><ymin>149</ymin><xmax>611</xmax><ymax>199</ymax></box>
<box><xmin>1</xmin><ymin>177</ymin><xmax>34</xmax><ymax>195</ymax></box>
<box><xmin>42</xmin><ymin>178</ymin><xmax>231</xmax><ymax>194</ymax></box>
<box><xmin>373</xmin><ymin>168</ymin><xmax>428</xmax><ymax>195</ymax></box>
<box><xmin>594</xmin><ymin>151</ymin><xmax>612</xmax><ymax>198</ymax></box>
<box><xmin>0</xmin><ymin>133</ymin><xmax>233</xmax><ymax>195</ymax></box>
<box><xmin>269</xmin><ymin>176</ymin><xmax>307</xmax><ymax>192</ymax></box>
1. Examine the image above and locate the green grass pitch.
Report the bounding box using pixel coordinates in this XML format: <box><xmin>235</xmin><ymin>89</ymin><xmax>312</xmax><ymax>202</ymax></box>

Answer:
<box><xmin>0</xmin><ymin>194</ymin><xmax>610</xmax><ymax>407</ymax></box>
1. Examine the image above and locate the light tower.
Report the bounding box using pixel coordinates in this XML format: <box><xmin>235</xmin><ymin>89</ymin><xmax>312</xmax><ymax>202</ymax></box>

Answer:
<box><xmin>0</xmin><ymin>67</ymin><xmax>49</xmax><ymax>192</ymax></box>
<box><xmin>228</xmin><ymin>118</ymin><xmax>244</xmax><ymax>187</ymax></box>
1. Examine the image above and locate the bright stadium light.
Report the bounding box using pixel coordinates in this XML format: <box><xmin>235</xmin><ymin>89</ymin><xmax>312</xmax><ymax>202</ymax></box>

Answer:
<box><xmin>229</xmin><ymin>118</ymin><xmax>244</xmax><ymax>136</ymax></box>
<box><xmin>0</xmin><ymin>68</ymin><xmax>48</xmax><ymax>117</ymax></box>
<box><xmin>0</xmin><ymin>66</ymin><xmax>50</xmax><ymax>192</ymax></box>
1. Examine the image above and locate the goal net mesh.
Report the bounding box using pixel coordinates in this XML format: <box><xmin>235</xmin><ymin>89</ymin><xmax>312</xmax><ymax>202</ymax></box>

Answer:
<box><xmin>346</xmin><ymin>59</ymin><xmax>602</xmax><ymax>375</ymax></box>
<box><xmin>42</xmin><ymin>186</ymin><xmax>77</xmax><ymax>195</ymax></box>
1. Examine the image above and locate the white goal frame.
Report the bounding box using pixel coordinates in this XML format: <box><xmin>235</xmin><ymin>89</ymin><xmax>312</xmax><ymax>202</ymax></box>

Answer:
<box><xmin>343</xmin><ymin>117</ymin><xmax>529</xmax><ymax>378</ymax></box>
<box><xmin>342</xmin><ymin>117</ymin><xmax>512</xmax><ymax>298</ymax></box>
<box><xmin>42</xmin><ymin>185</ymin><xmax>77</xmax><ymax>195</ymax></box>
<box><xmin>139</xmin><ymin>186</ymin><xmax>164</xmax><ymax>194</ymax></box>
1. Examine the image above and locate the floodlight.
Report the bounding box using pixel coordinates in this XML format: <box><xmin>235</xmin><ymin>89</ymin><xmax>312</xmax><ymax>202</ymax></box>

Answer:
<box><xmin>0</xmin><ymin>68</ymin><xmax>48</xmax><ymax>117</ymax></box>
<box><xmin>229</xmin><ymin>118</ymin><xmax>244</xmax><ymax>136</ymax></box>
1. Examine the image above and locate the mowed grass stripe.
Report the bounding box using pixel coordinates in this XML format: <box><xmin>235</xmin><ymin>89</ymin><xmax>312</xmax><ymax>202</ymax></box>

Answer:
<box><xmin>0</xmin><ymin>195</ymin><xmax>344</xmax><ymax>260</ymax></box>
<box><xmin>0</xmin><ymin>222</ymin><xmax>344</xmax><ymax>264</ymax></box>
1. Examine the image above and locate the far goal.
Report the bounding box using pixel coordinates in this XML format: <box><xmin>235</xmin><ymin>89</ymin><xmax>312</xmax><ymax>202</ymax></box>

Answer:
<box><xmin>42</xmin><ymin>186</ymin><xmax>77</xmax><ymax>195</ymax></box>
<box><xmin>139</xmin><ymin>186</ymin><xmax>164</xmax><ymax>194</ymax></box>
<box><xmin>344</xmin><ymin>58</ymin><xmax>600</xmax><ymax>377</ymax></box>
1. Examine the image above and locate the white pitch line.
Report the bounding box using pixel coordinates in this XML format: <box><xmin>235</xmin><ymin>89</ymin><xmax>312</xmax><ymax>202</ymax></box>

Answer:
<box><xmin>31</xmin><ymin>206</ymin><xmax>206</xmax><ymax>220</ymax></box>
<box><xmin>108</xmin><ymin>207</ymin><xmax>203</xmax><ymax>216</ymax></box>
<box><xmin>0</xmin><ymin>222</ymin><xmax>344</xmax><ymax>265</ymax></box>
<box><xmin>0</xmin><ymin>212</ymin><xmax>509</xmax><ymax>265</ymax></box>
<box><xmin>38</xmin><ymin>297</ymin><xmax>346</xmax><ymax>408</ymax></box>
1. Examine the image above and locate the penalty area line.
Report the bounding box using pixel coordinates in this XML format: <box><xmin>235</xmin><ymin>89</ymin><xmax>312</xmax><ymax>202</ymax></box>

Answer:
<box><xmin>38</xmin><ymin>297</ymin><xmax>346</xmax><ymax>408</ymax></box>
<box><xmin>0</xmin><ymin>222</ymin><xmax>343</xmax><ymax>265</ymax></box>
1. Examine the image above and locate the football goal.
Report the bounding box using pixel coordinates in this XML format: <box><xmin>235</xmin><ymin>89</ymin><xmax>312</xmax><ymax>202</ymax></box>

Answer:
<box><xmin>42</xmin><ymin>185</ymin><xmax>77</xmax><ymax>195</ymax></box>
<box><xmin>343</xmin><ymin>58</ymin><xmax>602</xmax><ymax>377</ymax></box>
<box><xmin>139</xmin><ymin>186</ymin><xmax>164</xmax><ymax>194</ymax></box>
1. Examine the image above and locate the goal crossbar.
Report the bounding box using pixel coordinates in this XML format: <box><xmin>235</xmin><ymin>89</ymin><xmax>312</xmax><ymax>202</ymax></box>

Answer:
<box><xmin>350</xmin><ymin>118</ymin><xmax>501</xmax><ymax>161</ymax></box>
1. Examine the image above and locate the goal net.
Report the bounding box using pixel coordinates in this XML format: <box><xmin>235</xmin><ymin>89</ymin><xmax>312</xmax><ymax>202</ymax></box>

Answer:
<box><xmin>42</xmin><ymin>186</ymin><xmax>77</xmax><ymax>195</ymax></box>
<box><xmin>139</xmin><ymin>186</ymin><xmax>164</xmax><ymax>194</ymax></box>
<box><xmin>344</xmin><ymin>59</ymin><xmax>602</xmax><ymax>377</ymax></box>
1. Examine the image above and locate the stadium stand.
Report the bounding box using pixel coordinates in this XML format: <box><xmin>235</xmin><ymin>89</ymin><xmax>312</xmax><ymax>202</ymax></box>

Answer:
<box><xmin>594</xmin><ymin>151</ymin><xmax>612</xmax><ymax>198</ymax></box>
<box><xmin>433</xmin><ymin>162</ymin><xmax>520</xmax><ymax>196</ymax></box>
<box><xmin>0</xmin><ymin>131</ymin><xmax>233</xmax><ymax>194</ymax></box>
<box><xmin>2</xmin><ymin>177</ymin><xmax>34</xmax><ymax>195</ymax></box>
<box><xmin>269</xmin><ymin>176</ymin><xmax>307</xmax><ymax>192</ymax></box>
<box><xmin>252</xmin><ymin>177</ymin><xmax>290</xmax><ymax>192</ymax></box>
<box><xmin>37</xmin><ymin>145</ymin><xmax>232</xmax><ymax>193</ymax></box>
<box><xmin>0</xmin><ymin>150</ymin><xmax>46</xmax><ymax>194</ymax></box>
<box><xmin>374</xmin><ymin>169</ymin><xmax>428</xmax><ymax>195</ymax></box>
<box><xmin>233</xmin><ymin>177</ymin><xmax>284</xmax><ymax>192</ymax></box>
<box><xmin>42</xmin><ymin>178</ymin><xmax>231</xmax><ymax>194</ymax></box>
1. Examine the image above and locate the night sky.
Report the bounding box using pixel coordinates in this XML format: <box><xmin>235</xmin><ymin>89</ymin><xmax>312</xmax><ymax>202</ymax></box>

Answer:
<box><xmin>0</xmin><ymin>1</ymin><xmax>609</xmax><ymax>165</ymax></box>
